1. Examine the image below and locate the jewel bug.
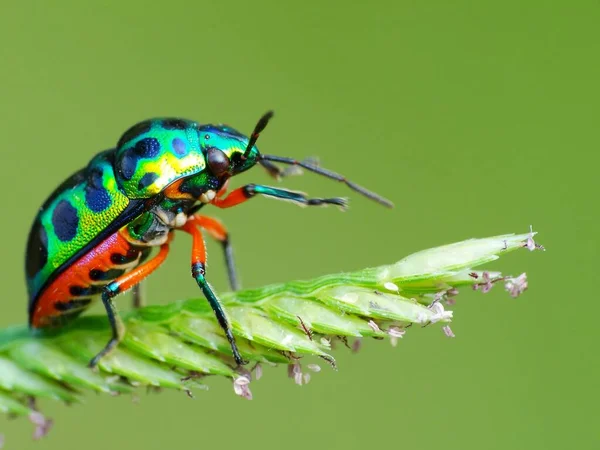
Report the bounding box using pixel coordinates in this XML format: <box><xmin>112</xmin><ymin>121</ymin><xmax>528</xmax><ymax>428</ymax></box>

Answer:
<box><xmin>25</xmin><ymin>111</ymin><xmax>393</xmax><ymax>368</ymax></box>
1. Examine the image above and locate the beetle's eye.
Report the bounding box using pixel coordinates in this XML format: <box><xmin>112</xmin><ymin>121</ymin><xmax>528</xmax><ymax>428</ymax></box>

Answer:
<box><xmin>207</xmin><ymin>147</ymin><xmax>230</xmax><ymax>176</ymax></box>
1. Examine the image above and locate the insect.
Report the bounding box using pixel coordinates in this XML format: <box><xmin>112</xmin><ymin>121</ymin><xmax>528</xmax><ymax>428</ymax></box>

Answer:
<box><xmin>25</xmin><ymin>111</ymin><xmax>393</xmax><ymax>368</ymax></box>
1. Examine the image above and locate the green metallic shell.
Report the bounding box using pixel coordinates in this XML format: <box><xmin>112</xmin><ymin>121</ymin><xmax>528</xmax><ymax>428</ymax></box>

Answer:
<box><xmin>113</xmin><ymin>119</ymin><xmax>255</xmax><ymax>198</ymax></box>
<box><xmin>113</xmin><ymin>119</ymin><xmax>206</xmax><ymax>198</ymax></box>
<box><xmin>25</xmin><ymin>151</ymin><xmax>132</xmax><ymax>301</ymax></box>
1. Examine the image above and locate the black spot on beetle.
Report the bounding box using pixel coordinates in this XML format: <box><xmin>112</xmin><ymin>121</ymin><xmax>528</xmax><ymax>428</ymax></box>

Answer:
<box><xmin>26</xmin><ymin>221</ymin><xmax>49</xmax><ymax>278</ymax></box>
<box><xmin>117</xmin><ymin>121</ymin><xmax>152</xmax><ymax>149</ymax></box>
<box><xmin>89</xmin><ymin>268</ymin><xmax>125</xmax><ymax>282</ymax></box>
<box><xmin>117</xmin><ymin>138</ymin><xmax>161</xmax><ymax>181</ymax></box>
<box><xmin>52</xmin><ymin>200</ymin><xmax>79</xmax><ymax>242</ymax></box>
<box><xmin>133</xmin><ymin>137</ymin><xmax>161</xmax><ymax>158</ymax></box>
<box><xmin>70</xmin><ymin>285</ymin><xmax>103</xmax><ymax>297</ymax></box>
<box><xmin>47</xmin><ymin>309</ymin><xmax>85</xmax><ymax>327</ymax></box>
<box><xmin>137</xmin><ymin>172</ymin><xmax>159</xmax><ymax>191</ymax></box>
<box><xmin>85</xmin><ymin>168</ymin><xmax>112</xmax><ymax>213</ymax></box>
<box><xmin>110</xmin><ymin>248</ymin><xmax>140</xmax><ymax>265</ymax></box>
<box><xmin>54</xmin><ymin>298</ymin><xmax>92</xmax><ymax>311</ymax></box>
<box><xmin>162</xmin><ymin>119</ymin><xmax>188</xmax><ymax>130</ymax></box>
<box><xmin>118</xmin><ymin>153</ymin><xmax>137</xmax><ymax>180</ymax></box>
<box><xmin>172</xmin><ymin>138</ymin><xmax>187</xmax><ymax>156</ymax></box>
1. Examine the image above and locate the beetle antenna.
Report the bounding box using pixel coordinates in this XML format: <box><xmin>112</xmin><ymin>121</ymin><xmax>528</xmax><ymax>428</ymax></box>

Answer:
<box><xmin>259</xmin><ymin>154</ymin><xmax>394</xmax><ymax>208</ymax></box>
<box><xmin>243</xmin><ymin>110</ymin><xmax>275</xmax><ymax>159</ymax></box>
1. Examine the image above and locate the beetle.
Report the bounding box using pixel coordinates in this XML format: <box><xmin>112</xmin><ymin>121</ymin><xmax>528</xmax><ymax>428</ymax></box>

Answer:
<box><xmin>25</xmin><ymin>111</ymin><xmax>393</xmax><ymax>368</ymax></box>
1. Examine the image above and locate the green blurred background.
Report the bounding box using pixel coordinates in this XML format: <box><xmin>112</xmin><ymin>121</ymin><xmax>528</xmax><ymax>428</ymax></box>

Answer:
<box><xmin>0</xmin><ymin>1</ymin><xmax>597</xmax><ymax>449</ymax></box>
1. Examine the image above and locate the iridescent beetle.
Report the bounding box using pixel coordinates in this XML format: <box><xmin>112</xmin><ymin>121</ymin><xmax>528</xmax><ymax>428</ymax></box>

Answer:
<box><xmin>25</xmin><ymin>111</ymin><xmax>393</xmax><ymax>368</ymax></box>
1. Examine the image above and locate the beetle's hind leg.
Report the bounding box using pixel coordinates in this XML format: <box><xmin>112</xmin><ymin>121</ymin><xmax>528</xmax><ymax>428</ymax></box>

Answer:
<box><xmin>89</xmin><ymin>243</ymin><xmax>171</xmax><ymax>368</ymax></box>
<box><xmin>193</xmin><ymin>215</ymin><xmax>240</xmax><ymax>291</ymax></box>
<box><xmin>132</xmin><ymin>283</ymin><xmax>144</xmax><ymax>308</ymax></box>
<box><xmin>178</xmin><ymin>220</ymin><xmax>247</xmax><ymax>367</ymax></box>
<box><xmin>131</xmin><ymin>247</ymin><xmax>153</xmax><ymax>308</ymax></box>
<box><xmin>89</xmin><ymin>288</ymin><xmax>125</xmax><ymax>369</ymax></box>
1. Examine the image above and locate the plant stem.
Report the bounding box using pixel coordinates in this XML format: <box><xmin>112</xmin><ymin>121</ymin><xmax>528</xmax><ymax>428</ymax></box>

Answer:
<box><xmin>0</xmin><ymin>229</ymin><xmax>543</xmax><ymax>442</ymax></box>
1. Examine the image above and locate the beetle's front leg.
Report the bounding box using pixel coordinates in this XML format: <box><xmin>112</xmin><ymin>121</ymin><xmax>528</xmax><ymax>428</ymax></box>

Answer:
<box><xmin>89</xmin><ymin>243</ymin><xmax>171</xmax><ymax>368</ymax></box>
<box><xmin>211</xmin><ymin>184</ymin><xmax>348</xmax><ymax>209</ymax></box>
<box><xmin>178</xmin><ymin>221</ymin><xmax>247</xmax><ymax>366</ymax></box>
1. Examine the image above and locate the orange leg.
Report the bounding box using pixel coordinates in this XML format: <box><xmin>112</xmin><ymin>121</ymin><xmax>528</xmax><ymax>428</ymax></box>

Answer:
<box><xmin>109</xmin><ymin>244</ymin><xmax>170</xmax><ymax>293</ymax></box>
<box><xmin>211</xmin><ymin>184</ymin><xmax>347</xmax><ymax>209</ymax></box>
<box><xmin>89</xmin><ymin>242</ymin><xmax>171</xmax><ymax>368</ymax></box>
<box><xmin>211</xmin><ymin>186</ymin><xmax>251</xmax><ymax>208</ymax></box>
<box><xmin>178</xmin><ymin>221</ymin><xmax>246</xmax><ymax>366</ymax></box>
<box><xmin>189</xmin><ymin>215</ymin><xmax>239</xmax><ymax>290</ymax></box>
<box><xmin>216</xmin><ymin>179</ymin><xmax>230</xmax><ymax>198</ymax></box>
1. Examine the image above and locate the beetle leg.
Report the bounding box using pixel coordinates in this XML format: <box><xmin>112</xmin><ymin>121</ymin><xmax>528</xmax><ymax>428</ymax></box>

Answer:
<box><xmin>89</xmin><ymin>243</ymin><xmax>171</xmax><ymax>368</ymax></box>
<box><xmin>189</xmin><ymin>215</ymin><xmax>240</xmax><ymax>291</ymax></box>
<box><xmin>211</xmin><ymin>184</ymin><xmax>348</xmax><ymax>209</ymax></box>
<box><xmin>178</xmin><ymin>222</ymin><xmax>247</xmax><ymax>366</ymax></box>
<box><xmin>216</xmin><ymin>179</ymin><xmax>230</xmax><ymax>198</ymax></box>
<box><xmin>132</xmin><ymin>283</ymin><xmax>144</xmax><ymax>308</ymax></box>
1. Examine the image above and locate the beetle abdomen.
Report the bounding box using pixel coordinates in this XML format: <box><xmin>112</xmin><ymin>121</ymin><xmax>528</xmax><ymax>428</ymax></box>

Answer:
<box><xmin>25</xmin><ymin>151</ymin><xmax>132</xmax><ymax>306</ymax></box>
<box><xmin>29</xmin><ymin>230</ymin><xmax>150</xmax><ymax>328</ymax></box>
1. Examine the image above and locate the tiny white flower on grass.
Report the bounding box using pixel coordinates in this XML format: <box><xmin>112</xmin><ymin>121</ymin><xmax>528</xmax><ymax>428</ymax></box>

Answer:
<box><xmin>233</xmin><ymin>375</ymin><xmax>252</xmax><ymax>400</ymax></box>
<box><xmin>430</xmin><ymin>302</ymin><xmax>453</xmax><ymax>324</ymax></box>
<box><xmin>446</xmin><ymin>288</ymin><xmax>459</xmax><ymax>305</ymax></box>
<box><xmin>473</xmin><ymin>271</ymin><xmax>493</xmax><ymax>293</ymax></box>
<box><xmin>234</xmin><ymin>375</ymin><xmax>250</xmax><ymax>386</ymax></box>
<box><xmin>368</xmin><ymin>320</ymin><xmax>381</xmax><ymax>332</ymax></box>
<box><xmin>481</xmin><ymin>272</ymin><xmax>493</xmax><ymax>293</ymax></box>
<box><xmin>504</xmin><ymin>273</ymin><xmax>528</xmax><ymax>297</ymax></box>
<box><xmin>29</xmin><ymin>412</ymin><xmax>53</xmax><ymax>440</ymax></box>
<box><xmin>388</xmin><ymin>326</ymin><xmax>406</xmax><ymax>347</ymax></box>
<box><xmin>254</xmin><ymin>363</ymin><xmax>263</xmax><ymax>381</ymax></box>
<box><xmin>388</xmin><ymin>326</ymin><xmax>406</xmax><ymax>338</ymax></box>
<box><xmin>525</xmin><ymin>225</ymin><xmax>545</xmax><ymax>251</ymax></box>
<box><xmin>443</xmin><ymin>325</ymin><xmax>455</xmax><ymax>338</ymax></box>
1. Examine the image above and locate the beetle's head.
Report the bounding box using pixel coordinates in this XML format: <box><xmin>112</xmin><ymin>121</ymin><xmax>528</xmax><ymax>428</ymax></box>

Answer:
<box><xmin>199</xmin><ymin>110</ymin><xmax>394</xmax><ymax>208</ymax></box>
<box><xmin>198</xmin><ymin>111</ymin><xmax>273</xmax><ymax>180</ymax></box>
